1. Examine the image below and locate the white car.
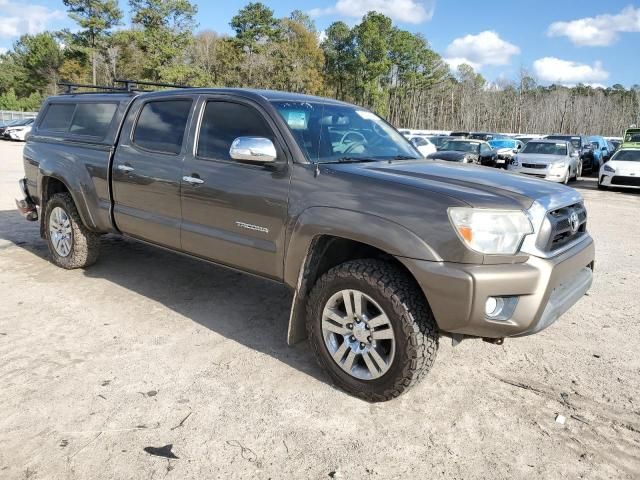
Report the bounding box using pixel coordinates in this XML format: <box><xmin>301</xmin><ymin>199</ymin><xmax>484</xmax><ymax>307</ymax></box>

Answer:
<box><xmin>408</xmin><ymin>135</ymin><xmax>437</xmax><ymax>157</ymax></box>
<box><xmin>6</xmin><ymin>124</ymin><xmax>32</xmax><ymax>141</ymax></box>
<box><xmin>598</xmin><ymin>148</ymin><xmax>640</xmax><ymax>190</ymax></box>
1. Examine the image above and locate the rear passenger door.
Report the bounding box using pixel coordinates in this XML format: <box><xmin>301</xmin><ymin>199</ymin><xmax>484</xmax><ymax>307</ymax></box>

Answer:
<box><xmin>179</xmin><ymin>97</ymin><xmax>291</xmax><ymax>280</ymax></box>
<box><xmin>112</xmin><ymin>97</ymin><xmax>194</xmax><ymax>249</ymax></box>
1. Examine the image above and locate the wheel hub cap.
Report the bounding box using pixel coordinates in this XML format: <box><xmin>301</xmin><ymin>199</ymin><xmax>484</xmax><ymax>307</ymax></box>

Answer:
<box><xmin>49</xmin><ymin>207</ymin><xmax>73</xmax><ymax>257</ymax></box>
<box><xmin>321</xmin><ymin>289</ymin><xmax>396</xmax><ymax>380</ymax></box>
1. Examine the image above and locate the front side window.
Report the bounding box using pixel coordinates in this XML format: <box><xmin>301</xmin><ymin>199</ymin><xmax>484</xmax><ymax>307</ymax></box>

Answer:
<box><xmin>271</xmin><ymin>101</ymin><xmax>419</xmax><ymax>163</ymax></box>
<box><xmin>197</xmin><ymin>101</ymin><xmax>274</xmax><ymax>160</ymax></box>
<box><xmin>133</xmin><ymin>100</ymin><xmax>192</xmax><ymax>154</ymax></box>
<box><xmin>40</xmin><ymin>103</ymin><xmax>76</xmax><ymax>132</ymax></box>
<box><xmin>69</xmin><ymin>103</ymin><xmax>118</xmax><ymax>138</ymax></box>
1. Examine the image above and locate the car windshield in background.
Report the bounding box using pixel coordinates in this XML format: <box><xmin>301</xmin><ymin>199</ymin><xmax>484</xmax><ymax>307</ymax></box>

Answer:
<box><xmin>440</xmin><ymin>140</ymin><xmax>480</xmax><ymax>153</ymax></box>
<box><xmin>612</xmin><ymin>150</ymin><xmax>640</xmax><ymax>162</ymax></box>
<box><xmin>522</xmin><ymin>142</ymin><xmax>568</xmax><ymax>156</ymax></box>
<box><xmin>427</xmin><ymin>136</ymin><xmax>450</xmax><ymax>148</ymax></box>
<box><xmin>271</xmin><ymin>101</ymin><xmax>420</xmax><ymax>163</ymax></box>
<box><xmin>546</xmin><ymin>135</ymin><xmax>581</xmax><ymax>149</ymax></box>
<box><xmin>489</xmin><ymin>140</ymin><xmax>515</xmax><ymax>149</ymax></box>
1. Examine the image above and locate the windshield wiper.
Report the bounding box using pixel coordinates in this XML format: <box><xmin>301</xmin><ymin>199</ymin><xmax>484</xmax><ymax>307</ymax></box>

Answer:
<box><xmin>319</xmin><ymin>157</ymin><xmax>379</xmax><ymax>164</ymax></box>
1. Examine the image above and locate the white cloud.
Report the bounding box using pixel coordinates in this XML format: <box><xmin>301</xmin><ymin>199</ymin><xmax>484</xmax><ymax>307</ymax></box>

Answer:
<box><xmin>533</xmin><ymin>57</ymin><xmax>609</xmax><ymax>86</ymax></box>
<box><xmin>0</xmin><ymin>0</ymin><xmax>66</xmax><ymax>39</ymax></box>
<box><xmin>0</xmin><ymin>47</ymin><xmax>7</xmax><ymax>55</ymax></box>
<box><xmin>309</xmin><ymin>0</ymin><xmax>435</xmax><ymax>25</ymax></box>
<box><xmin>443</xmin><ymin>31</ymin><xmax>520</xmax><ymax>70</ymax></box>
<box><xmin>547</xmin><ymin>6</ymin><xmax>640</xmax><ymax>46</ymax></box>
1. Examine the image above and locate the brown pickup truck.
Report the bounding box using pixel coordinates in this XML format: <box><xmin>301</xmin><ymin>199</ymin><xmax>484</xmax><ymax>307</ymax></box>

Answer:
<box><xmin>16</xmin><ymin>84</ymin><xmax>595</xmax><ymax>401</ymax></box>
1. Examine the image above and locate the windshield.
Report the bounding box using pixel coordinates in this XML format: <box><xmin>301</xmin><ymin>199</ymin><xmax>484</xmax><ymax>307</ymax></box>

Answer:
<box><xmin>427</xmin><ymin>136</ymin><xmax>451</xmax><ymax>148</ymax></box>
<box><xmin>547</xmin><ymin>135</ymin><xmax>581</xmax><ymax>148</ymax></box>
<box><xmin>611</xmin><ymin>149</ymin><xmax>640</xmax><ymax>162</ymax></box>
<box><xmin>625</xmin><ymin>131</ymin><xmax>640</xmax><ymax>143</ymax></box>
<box><xmin>440</xmin><ymin>140</ymin><xmax>480</xmax><ymax>153</ymax></box>
<box><xmin>489</xmin><ymin>139</ymin><xmax>515</xmax><ymax>149</ymax></box>
<box><xmin>522</xmin><ymin>142</ymin><xmax>568</xmax><ymax>156</ymax></box>
<box><xmin>271</xmin><ymin>101</ymin><xmax>420</xmax><ymax>163</ymax></box>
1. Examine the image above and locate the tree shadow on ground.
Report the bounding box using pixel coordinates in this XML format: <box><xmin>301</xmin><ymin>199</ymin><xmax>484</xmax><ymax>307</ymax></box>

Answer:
<box><xmin>0</xmin><ymin>208</ymin><xmax>333</xmax><ymax>387</ymax></box>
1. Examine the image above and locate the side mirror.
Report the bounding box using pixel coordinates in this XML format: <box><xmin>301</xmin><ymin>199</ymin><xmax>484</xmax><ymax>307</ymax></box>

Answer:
<box><xmin>229</xmin><ymin>137</ymin><xmax>277</xmax><ymax>163</ymax></box>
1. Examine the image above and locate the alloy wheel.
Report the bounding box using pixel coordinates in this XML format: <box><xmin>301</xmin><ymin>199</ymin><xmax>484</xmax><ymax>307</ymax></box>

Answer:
<box><xmin>49</xmin><ymin>207</ymin><xmax>73</xmax><ymax>257</ymax></box>
<box><xmin>321</xmin><ymin>289</ymin><xmax>396</xmax><ymax>380</ymax></box>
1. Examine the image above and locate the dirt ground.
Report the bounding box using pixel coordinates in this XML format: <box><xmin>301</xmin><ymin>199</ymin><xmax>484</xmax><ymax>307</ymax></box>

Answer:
<box><xmin>0</xmin><ymin>140</ymin><xmax>638</xmax><ymax>479</ymax></box>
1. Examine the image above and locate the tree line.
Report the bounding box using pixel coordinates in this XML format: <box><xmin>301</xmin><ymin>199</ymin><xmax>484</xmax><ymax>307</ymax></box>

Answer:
<box><xmin>0</xmin><ymin>0</ymin><xmax>638</xmax><ymax>136</ymax></box>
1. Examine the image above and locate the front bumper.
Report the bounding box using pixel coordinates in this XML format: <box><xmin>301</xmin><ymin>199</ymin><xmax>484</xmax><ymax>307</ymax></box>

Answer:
<box><xmin>401</xmin><ymin>236</ymin><xmax>595</xmax><ymax>338</ymax></box>
<box><xmin>599</xmin><ymin>171</ymin><xmax>640</xmax><ymax>189</ymax></box>
<box><xmin>509</xmin><ymin>166</ymin><xmax>568</xmax><ymax>183</ymax></box>
<box><xmin>15</xmin><ymin>178</ymin><xmax>38</xmax><ymax>221</ymax></box>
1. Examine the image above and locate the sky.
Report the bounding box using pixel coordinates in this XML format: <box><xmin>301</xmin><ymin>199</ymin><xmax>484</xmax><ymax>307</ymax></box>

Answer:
<box><xmin>1</xmin><ymin>0</ymin><xmax>639</xmax><ymax>88</ymax></box>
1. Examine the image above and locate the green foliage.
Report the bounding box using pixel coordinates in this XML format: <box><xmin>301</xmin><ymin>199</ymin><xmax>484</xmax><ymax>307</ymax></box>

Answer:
<box><xmin>129</xmin><ymin>0</ymin><xmax>198</xmax><ymax>81</ymax></box>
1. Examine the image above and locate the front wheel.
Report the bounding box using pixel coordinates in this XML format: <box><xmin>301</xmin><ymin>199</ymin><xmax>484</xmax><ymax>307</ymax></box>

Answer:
<box><xmin>307</xmin><ymin>259</ymin><xmax>439</xmax><ymax>401</ymax></box>
<box><xmin>44</xmin><ymin>193</ymin><xmax>101</xmax><ymax>269</ymax></box>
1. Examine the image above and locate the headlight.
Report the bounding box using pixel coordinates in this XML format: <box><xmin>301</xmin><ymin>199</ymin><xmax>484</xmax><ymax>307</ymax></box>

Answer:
<box><xmin>551</xmin><ymin>162</ymin><xmax>566</xmax><ymax>171</ymax></box>
<box><xmin>448</xmin><ymin>208</ymin><xmax>533</xmax><ymax>255</ymax></box>
<box><xmin>603</xmin><ymin>164</ymin><xmax>615</xmax><ymax>173</ymax></box>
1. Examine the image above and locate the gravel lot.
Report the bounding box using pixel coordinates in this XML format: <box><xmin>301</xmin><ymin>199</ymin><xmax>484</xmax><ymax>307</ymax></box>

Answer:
<box><xmin>0</xmin><ymin>140</ymin><xmax>639</xmax><ymax>479</ymax></box>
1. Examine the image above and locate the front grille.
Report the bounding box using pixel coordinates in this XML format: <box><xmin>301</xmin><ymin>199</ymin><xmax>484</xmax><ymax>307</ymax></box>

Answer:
<box><xmin>537</xmin><ymin>203</ymin><xmax>587</xmax><ymax>252</ymax></box>
<box><xmin>611</xmin><ymin>176</ymin><xmax>640</xmax><ymax>187</ymax></box>
<box><xmin>522</xmin><ymin>163</ymin><xmax>547</xmax><ymax>169</ymax></box>
<box><xmin>522</xmin><ymin>173</ymin><xmax>546</xmax><ymax>178</ymax></box>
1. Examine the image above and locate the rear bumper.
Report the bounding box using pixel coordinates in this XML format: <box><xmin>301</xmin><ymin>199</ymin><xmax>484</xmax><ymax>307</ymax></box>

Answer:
<box><xmin>401</xmin><ymin>236</ymin><xmax>595</xmax><ymax>338</ymax></box>
<box><xmin>15</xmin><ymin>178</ymin><xmax>38</xmax><ymax>221</ymax></box>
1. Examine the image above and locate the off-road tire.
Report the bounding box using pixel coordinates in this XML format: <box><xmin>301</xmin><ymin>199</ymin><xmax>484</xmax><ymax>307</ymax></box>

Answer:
<box><xmin>44</xmin><ymin>193</ymin><xmax>100</xmax><ymax>269</ymax></box>
<box><xmin>307</xmin><ymin>259</ymin><xmax>438</xmax><ymax>402</ymax></box>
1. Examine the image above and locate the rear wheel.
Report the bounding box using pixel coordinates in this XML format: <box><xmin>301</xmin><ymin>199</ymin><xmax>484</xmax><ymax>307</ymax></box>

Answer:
<box><xmin>44</xmin><ymin>193</ymin><xmax>100</xmax><ymax>269</ymax></box>
<box><xmin>307</xmin><ymin>259</ymin><xmax>438</xmax><ymax>401</ymax></box>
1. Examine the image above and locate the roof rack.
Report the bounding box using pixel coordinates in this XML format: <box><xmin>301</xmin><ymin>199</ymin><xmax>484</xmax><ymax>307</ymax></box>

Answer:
<box><xmin>58</xmin><ymin>82</ymin><xmax>127</xmax><ymax>94</ymax></box>
<box><xmin>58</xmin><ymin>79</ymin><xmax>193</xmax><ymax>95</ymax></box>
<box><xmin>114</xmin><ymin>79</ymin><xmax>192</xmax><ymax>92</ymax></box>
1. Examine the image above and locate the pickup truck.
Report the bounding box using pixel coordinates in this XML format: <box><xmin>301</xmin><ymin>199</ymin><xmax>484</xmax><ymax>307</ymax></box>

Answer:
<box><xmin>16</xmin><ymin>87</ymin><xmax>595</xmax><ymax>401</ymax></box>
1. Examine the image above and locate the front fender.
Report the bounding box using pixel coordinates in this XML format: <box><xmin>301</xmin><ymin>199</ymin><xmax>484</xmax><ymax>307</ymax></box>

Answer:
<box><xmin>283</xmin><ymin>207</ymin><xmax>442</xmax><ymax>345</ymax></box>
<box><xmin>283</xmin><ymin>207</ymin><xmax>441</xmax><ymax>288</ymax></box>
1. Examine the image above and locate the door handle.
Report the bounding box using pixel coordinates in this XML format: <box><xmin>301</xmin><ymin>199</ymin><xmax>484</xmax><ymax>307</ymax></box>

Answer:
<box><xmin>182</xmin><ymin>175</ymin><xmax>204</xmax><ymax>185</ymax></box>
<box><xmin>117</xmin><ymin>164</ymin><xmax>134</xmax><ymax>173</ymax></box>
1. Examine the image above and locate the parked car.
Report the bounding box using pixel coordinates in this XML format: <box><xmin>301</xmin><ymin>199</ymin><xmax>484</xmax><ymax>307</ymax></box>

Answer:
<box><xmin>0</xmin><ymin>118</ymin><xmax>31</xmax><ymax>137</ymax></box>
<box><xmin>468</xmin><ymin>132</ymin><xmax>502</xmax><ymax>141</ymax></box>
<box><xmin>1</xmin><ymin>118</ymin><xmax>34</xmax><ymax>140</ymax></box>
<box><xmin>449</xmin><ymin>131</ymin><xmax>469</xmax><ymax>138</ymax></box>
<box><xmin>545</xmin><ymin>135</ymin><xmax>595</xmax><ymax>174</ymax></box>
<box><xmin>488</xmin><ymin>138</ymin><xmax>524</xmax><ymax>168</ymax></box>
<box><xmin>609</xmin><ymin>139</ymin><xmax>622</xmax><ymax>151</ymax></box>
<box><xmin>509</xmin><ymin>139</ymin><xmax>580</xmax><ymax>184</ymax></box>
<box><xmin>407</xmin><ymin>135</ymin><xmax>437</xmax><ymax>157</ymax></box>
<box><xmin>590</xmin><ymin>135</ymin><xmax>614</xmax><ymax>164</ymax></box>
<box><xmin>622</xmin><ymin>127</ymin><xmax>640</xmax><ymax>148</ymax></box>
<box><xmin>16</xmin><ymin>85</ymin><xmax>594</xmax><ymax>401</ymax></box>
<box><xmin>598</xmin><ymin>148</ymin><xmax>640</xmax><ymax>190</ymax></box>
<box><xmin>5</xmin><ymin>123</ymin><xmax>33</xmax><ymax>141</ymax></box>
<box><xmin>425</xmin><ymin>135</ymin><xmax>455</xmax><ymax>151</ymax></box>
<box><xmin>427</xmin><ymin>139</ymin><xmax>497</xmax><ymax>166</ymax></box>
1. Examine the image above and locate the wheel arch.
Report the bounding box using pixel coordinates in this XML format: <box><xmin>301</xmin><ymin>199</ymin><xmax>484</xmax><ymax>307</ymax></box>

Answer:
<box><xmin>285</xmin><ymin>207</ymin><xmax>439</xmax><ymax>345</ymax></box>
<box><xmin>38</xmin><ymin>173</ymin><xmax>97</xmax><ymax>236</ymax></box>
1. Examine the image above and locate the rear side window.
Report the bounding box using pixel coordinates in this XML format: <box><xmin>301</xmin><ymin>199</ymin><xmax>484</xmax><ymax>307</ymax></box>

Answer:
<box><xmin>133</xmin><ymin>100</ymin><xmax>192</xmax><ymax>154</ymax></box>
<box><xmin>40</xmin><ymin>104</ymin><xmax>76</xmax><ymax>132</ymax></box>
<box><xmin>69</xmin><ymin>103</ymin><xmax>118</xmax><ymax>137</ymax></box>
<box><xmin>197</xmin><ymin>101</ymin><xmax>274</xmax><ymax>160</ymax></box>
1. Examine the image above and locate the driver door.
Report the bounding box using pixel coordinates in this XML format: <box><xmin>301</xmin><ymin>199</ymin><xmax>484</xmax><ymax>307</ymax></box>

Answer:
<box><xmin>179</xmin><ymin>96</ymin><xmax>291</xmax><ymax>280</ymax></box>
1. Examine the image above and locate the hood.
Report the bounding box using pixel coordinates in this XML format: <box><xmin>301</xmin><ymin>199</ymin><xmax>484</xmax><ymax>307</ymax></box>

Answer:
<box><xmin>327</xmin><ymin>159</ymin><xmax>576</xmax><ymax>210</ymax></box>
<box><xmin>518</xmin><ymin>153</ymin><xmax>567</xmax><ymax>164</ymax></box>
<box><xmin>608</xmin><ymin>160</ymin><xmax>640</xmax><ymax>175</ymax></box>
<box><xmin>427</xmin><ymin>150</ymin><xmax>468</xmax><ymax>162</ymax></box>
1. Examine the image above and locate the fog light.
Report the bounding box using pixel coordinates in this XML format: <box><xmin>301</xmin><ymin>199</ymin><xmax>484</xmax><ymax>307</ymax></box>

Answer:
<box><xmin>485</xmin><ymin>297</ymin><xmax>504</xmax><ymax>318</ymax></box>
<box><xmin>484</xmin><ymin>296</ymin><xmax>519</xmax><ymax>320</ymax></box>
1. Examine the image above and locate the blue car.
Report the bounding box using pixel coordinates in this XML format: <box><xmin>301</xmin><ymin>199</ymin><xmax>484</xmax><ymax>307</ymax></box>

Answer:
<box><xmin>589</xmin><ymin>136</ymin><xmax>613</xmax><ymax>170</ymax></box>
